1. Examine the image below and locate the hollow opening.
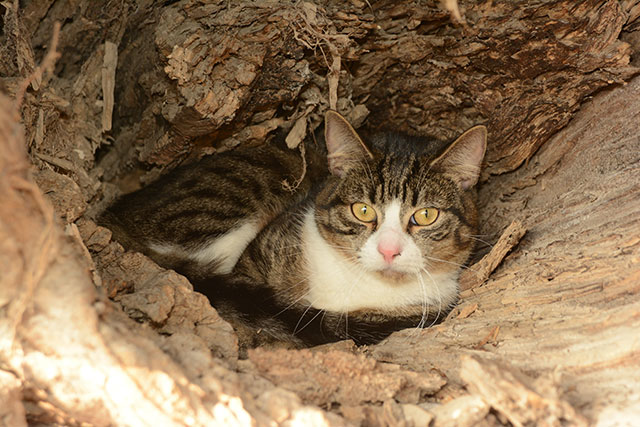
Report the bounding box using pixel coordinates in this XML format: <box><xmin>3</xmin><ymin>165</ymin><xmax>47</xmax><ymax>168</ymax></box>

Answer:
<box><xmin>2</xmin><ymin>1</ymin><xmax>639</xmax><ymax>425</ymax></box>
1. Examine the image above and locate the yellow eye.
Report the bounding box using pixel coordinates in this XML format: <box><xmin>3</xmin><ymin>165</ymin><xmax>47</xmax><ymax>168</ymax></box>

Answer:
<box><xmin>410</xmin><ymin>208</ymin><xmax>439</xmax><ymax>226</ymax></box>
<box><xmin>351</xmin><ymin>202</ymin><xmax>377</xmax><ymax>223</ymax></box>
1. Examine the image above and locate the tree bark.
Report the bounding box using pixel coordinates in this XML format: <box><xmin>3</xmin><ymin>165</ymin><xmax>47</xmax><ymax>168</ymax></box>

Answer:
<box><xmin>1</xmin><ymin>0</ymin><xmax>639</xmax><ymax>425</ymax></box>
<box><xmin>372</xmin><ymin>75</ymin><xmax>640</xmax><ymax>423</ymax></box>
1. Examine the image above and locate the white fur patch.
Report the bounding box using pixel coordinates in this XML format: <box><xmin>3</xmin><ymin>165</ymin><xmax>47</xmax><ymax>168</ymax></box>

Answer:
<box><xmin>358</xmin><ymin>200</ymin><xmax>424</xmax><ymax>274</ymax></box>
<box><xmin>303</xmin><ymin>209</ymin><xmax>458</xmax><ymax>312</ymax></box>
<box><xmin>148</xmin><ymin>220</ymin><xmax>260</xmax><ymax>274</ymax></box>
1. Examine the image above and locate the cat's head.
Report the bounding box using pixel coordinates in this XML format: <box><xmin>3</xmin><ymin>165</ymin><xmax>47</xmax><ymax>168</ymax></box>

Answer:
<box><xmin>314</xmin><ymin>111</ymin><xmax>486</xmax><ymax>282</ymax></box>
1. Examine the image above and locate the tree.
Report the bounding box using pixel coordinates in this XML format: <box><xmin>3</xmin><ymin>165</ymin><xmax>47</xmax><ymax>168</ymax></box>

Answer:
<box><xmin>1</xmin><ymin>0</ymin><xmax>639</xmax><ymax>424</ymax></box>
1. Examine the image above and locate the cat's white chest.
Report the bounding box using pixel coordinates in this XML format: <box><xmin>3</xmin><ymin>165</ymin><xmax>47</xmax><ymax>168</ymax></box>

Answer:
<box><xmin>302</xmin><ymin>210</ymin><xmax>459</xmax><ymax>312</ymax></box>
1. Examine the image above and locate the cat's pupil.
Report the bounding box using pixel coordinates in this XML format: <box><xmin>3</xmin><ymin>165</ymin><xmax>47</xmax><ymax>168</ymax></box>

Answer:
<box><xmin>408</xmin><ymin>207</ymin><xmax>439</xmax><ymax>227</ymax></box>
<box><xmin>351</xmin><ymin>202</ymin><xmax>377</xmax><ymax>223</ymax></box>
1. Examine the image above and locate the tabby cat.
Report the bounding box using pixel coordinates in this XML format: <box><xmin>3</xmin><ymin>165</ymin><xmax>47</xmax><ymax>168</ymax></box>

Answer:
<box><xmin>99</xmin><ymin>111</ymin><xmax>487</xmax><ymax>348</ymax></box>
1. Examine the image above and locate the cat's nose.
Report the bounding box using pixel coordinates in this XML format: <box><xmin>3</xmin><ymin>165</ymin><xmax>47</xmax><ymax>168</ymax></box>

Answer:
<box><xmin>378</xmin><ymin>241</ymin><xmax>401</xmax><ymax>264</ymax></box>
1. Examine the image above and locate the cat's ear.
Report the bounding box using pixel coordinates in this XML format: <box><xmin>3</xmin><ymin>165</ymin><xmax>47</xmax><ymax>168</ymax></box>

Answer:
<box><xmin>431</xmin><ymin>125</ymin><xmax>487</xmax><ymax>190</ymax></box>
<box><xmin>324</xmin><ymin>110</ymin><xmax>373</xmax><ymax>177</ymax></box>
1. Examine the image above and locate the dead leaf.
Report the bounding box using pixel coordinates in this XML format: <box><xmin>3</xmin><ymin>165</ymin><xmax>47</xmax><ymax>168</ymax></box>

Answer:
<box><xmin>285</xmin><ymin>115</ymin><xmax>308</xmax><ymax>149</ymax></box>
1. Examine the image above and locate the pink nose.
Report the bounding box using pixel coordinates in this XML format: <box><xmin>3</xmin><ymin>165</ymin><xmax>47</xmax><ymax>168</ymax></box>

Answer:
<box><xmin>378</xmin><ymin>241</ymin><xmax>401</xmax><ymax>264</ymax></box>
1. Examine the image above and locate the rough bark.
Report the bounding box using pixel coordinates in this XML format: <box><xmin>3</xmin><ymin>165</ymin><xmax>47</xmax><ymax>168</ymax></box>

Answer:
<box><xmin>0</xmin><ymin>91</ymin><xmax>342</xmax><ymax>426</ymax></box>
<box><xmin>372</xmin><ymin>75</ymin><xmax>640</xmax><ymax>424</ymax></box>
<box><xmin>1</xmin><ymin>0</ymin><xmax>640</xmax><ymax>425</ymax></box>
<box><xmin>102</xmin><ymin>0</ymin><xmax>639</xmax><ymax>179</ymax></box>
<box><xmin>14</xmin><ymin>0</ymin><xmax>638</xmax><ymax>189</ymax></box>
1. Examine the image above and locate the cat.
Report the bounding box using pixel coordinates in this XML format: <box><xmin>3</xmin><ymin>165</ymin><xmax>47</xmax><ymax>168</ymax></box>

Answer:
<box><xmin>99</xmin><ymin>111</ymin><xmax>487</xmax><ymax>349</ymax></box>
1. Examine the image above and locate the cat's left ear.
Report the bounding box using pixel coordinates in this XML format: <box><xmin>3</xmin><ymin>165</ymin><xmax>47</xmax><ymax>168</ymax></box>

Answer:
<box><xmin>324</xmin><ymin>110</ymin><xmax>373</xmax><ymax>177</ymax></box>
<box><xmin>431</xmin><ymin>125</ymin><xmax>487</xmax><ymax>190</ymax></box>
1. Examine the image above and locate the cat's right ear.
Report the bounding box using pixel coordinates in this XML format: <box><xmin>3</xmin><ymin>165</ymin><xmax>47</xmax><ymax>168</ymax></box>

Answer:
<box><xmin>324</xmin><ymin>111</ymin><xmax>373</xmax><ymax>177</ymax></box>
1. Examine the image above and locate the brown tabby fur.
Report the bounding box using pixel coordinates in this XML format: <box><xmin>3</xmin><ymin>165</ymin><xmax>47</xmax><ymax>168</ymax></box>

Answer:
<box><xmin>100</xmin><ymin>112</ymin><xmax>487</xmax><ymax>351</ymax></box>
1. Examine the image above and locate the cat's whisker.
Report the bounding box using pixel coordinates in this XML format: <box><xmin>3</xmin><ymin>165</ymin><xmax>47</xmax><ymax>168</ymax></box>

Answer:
<box><xmin>421</xmin><ymin>267</ymin><xmax>444</xmax><ymax>328</ymax></box>
<box><xmin>336</xmin><ymin>261</ymin><xmax>368</xmax><ymax>327</ymax></box>
<box><xmin>344</xmin><ymin>310</ymin><xmax>349</xmax><ymax>340</ymax></box>
<box><xmin>422</xmin><ymin>255</ymin><xmax>480</xmax><ymax>274</ymax></box>
<box><xmin>293</xmin><ymin>304</ymin><xmax>326</xmax><ymax>335</ymax></box>
<box><xmin>287</xmin><ymin>272</ymin><xmax>337</xmax><ymax>336</ymax></box>
<box><xmin>272</xmin><ymin>287</ymin><xmax>312</xmax><ymax>317</ymax></box>
<box><xmin>275</xmin><ymin>243</ymin><xmax>307</xmax><ymax>250</ymax></box>
<box><xmin>337</xmin><ymin>261</ymin><xmax>372</xmax><ymax>339</ymax></box>
<box><xmin>320</xmin><ymin>310</ymin><xmax>329</xmax><ymax>340</ymax></box>
<box><xmin>279</xmin><ymin>241</ymin><xmax>355</xmax><ymax>252</ymax></box>
<box><xmin>395</xmin><ymin>273</ymin><xmax>429</xmax><ymax>345</ymax></box>
<box><xmin>293</xmin><ymin>301</ymin><xmax>317</xmax><ymax>334</ymax></box>
<box><xmin>317</xmin><ymin>243</ymin><xmax>355</xmax><ymax>252</ymax></box>
<box><xmin>461</xmin><ymin>234</ymin><xmax>495</xmax><ymax>248</ymax></box>
<box><xmin>415</xmin><ymin>273</ymin><xmax>429</xmax><ymax>331</ymax></box>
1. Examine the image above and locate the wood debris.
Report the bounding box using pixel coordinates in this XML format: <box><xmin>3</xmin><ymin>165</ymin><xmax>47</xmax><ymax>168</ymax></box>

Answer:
<box><xmin>248</xmin><ymin>348</ymin><xmax>446</xmax><ymax>407</ymax></box>
<box><xmin>460</xmin><ymin>355</ymin><xmax>588</xmax><ymax>427</ymax></box>
<box><xmin>101</xmin><ymin>41</ymin><xmax>118</xmax><ymax>132</ymax></box>
<box><xmin>475</xmin><ymin>325</ymin><xmax>500</xmax><ymax>349</ymax></box>
<box><xmin>460</xmin><ymin>219</ymin><xmax>527</xmax><ymax>291</ymax></box>
<box><xmin>456</xmin><ymin>303</ymin><xmax>478</xmax><ymax>319</ymax></box>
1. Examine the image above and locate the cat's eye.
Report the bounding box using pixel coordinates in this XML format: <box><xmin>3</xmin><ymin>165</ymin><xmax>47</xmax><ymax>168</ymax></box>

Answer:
<box><xmin>410</xmin><ymin>208</ymin><xmax>439</xmax><ymax>226</ymax></box>
<box><xmin>351</xmin><ymin>202</ymin><xmax>377</xmax><ymax>223</ymax></box>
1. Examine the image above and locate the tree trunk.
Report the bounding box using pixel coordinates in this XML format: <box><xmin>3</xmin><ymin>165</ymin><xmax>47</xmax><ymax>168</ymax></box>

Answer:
<box><xmin>1</xmin><ymin>0</ymin><xmax>639</xmax><ymax>425</ymax></box>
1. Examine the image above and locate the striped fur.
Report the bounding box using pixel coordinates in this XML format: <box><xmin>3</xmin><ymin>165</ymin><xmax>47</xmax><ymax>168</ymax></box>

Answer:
<box><xmin>100</xmin><ymin>112</ymin><xmax>486</xmax><ymax>350</ymax></box>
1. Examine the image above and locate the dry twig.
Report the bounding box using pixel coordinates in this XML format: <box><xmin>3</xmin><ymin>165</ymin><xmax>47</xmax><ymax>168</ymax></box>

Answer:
<box><xmin>460</xmin><ymin>220</ymin><xmax>527</xmax><ymax>291</ymax></box>
<box><xmin>13</xmin><ymin>21</ymin><xmax>61</xmax><ymax>112</ymax></box>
